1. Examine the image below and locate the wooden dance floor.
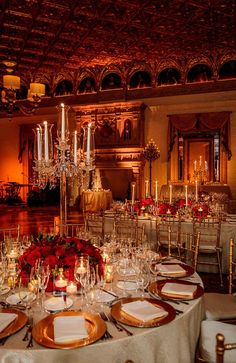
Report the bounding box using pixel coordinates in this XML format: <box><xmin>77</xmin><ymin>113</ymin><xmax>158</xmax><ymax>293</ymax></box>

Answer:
<box><xmin>0</xmin><ymin>205</ymin><xmax>84</xmax><ymax>235</ymax></box>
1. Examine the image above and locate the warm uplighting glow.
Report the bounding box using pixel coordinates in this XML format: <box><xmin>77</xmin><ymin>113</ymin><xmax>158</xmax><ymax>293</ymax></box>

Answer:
<box><xmin>3</xmin><ymin>75</ymin><xmax>20</xmax><ymax>90</ymax></box>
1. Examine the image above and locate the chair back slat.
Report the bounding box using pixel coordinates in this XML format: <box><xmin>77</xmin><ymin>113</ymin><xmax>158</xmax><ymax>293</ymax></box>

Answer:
<box><xmin>229</xmin><ymin>238</ymin><xmax>236</xmax><ymax>294</ymax></box>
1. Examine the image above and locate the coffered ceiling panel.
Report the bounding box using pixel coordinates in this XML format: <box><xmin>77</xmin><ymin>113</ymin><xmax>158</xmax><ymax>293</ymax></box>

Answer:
<box><xmin>0</xmin><ymin>0</ymin><xmax>235</xmax><ymax>79</ymax></box>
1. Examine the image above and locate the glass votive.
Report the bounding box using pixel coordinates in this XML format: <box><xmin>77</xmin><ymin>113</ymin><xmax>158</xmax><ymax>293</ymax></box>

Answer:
<box><xmin>66</xmin><ymin>281</ymin><xmax>77</xmax><ymax>295</ymax></box>
<box><xmin>104</xmin><ymin>263</ymin><xmax>114</xmax><ymax>283</ymax></box>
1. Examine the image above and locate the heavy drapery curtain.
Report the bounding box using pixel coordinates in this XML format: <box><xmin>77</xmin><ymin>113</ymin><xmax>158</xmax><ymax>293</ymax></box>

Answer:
<box><xmin>167</xmin><ymin>111</ymin><xmax>232</xmax><ymax>160</ymax></box>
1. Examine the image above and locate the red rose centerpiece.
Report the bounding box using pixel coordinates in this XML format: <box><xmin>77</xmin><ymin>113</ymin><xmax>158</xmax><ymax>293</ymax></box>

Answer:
<box><xmin>18</xmin><ymin>234</ymin><xmax>103</xmax><ymax>292</ymax></box>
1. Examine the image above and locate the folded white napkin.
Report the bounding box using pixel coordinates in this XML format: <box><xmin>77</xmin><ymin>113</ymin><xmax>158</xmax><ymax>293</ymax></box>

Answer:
<box><xmin>44</xmin><ymin>297</ymin><xmax>73</xmax><ymax>311</ymax></box>
<box><xmin>161</xmin><ymin>282</ymin><xmax>197</xmax><ymax>298</ymax></box>
<box><xmin>121</xmin><ymin>300</ymin><xmax>168</xmax><ymax>322</ymax></box>
<box><xmin>0</xmin><ymin>313</ymin><xmax>17</xmax><ymax>333</ymax></box>
<box><xmin>54</xmin><ymin>315</ymin><xmax>88</xmax><ymax>343</ymax></box>
<box><xmin>156</xmin><ymin>264</ymin><xmax>186</xmax><ymax>275</ymax></box>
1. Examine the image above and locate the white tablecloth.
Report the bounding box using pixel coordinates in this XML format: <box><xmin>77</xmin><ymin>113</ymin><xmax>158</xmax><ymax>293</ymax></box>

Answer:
<box><xmin>0</xmin><ymin>272</ymin><xmax>204</xmax><ymax>363</ymax></box>
<box><xmin>80</xmin><ymin>190</ymin><xmax>113</xmax><ymax>212</ymax></box>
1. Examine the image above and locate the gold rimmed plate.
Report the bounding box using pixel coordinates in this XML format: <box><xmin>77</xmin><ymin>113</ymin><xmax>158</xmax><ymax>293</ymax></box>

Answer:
<box><xmin>0</xmin><ymin>308</ymin><xmax>27</xmax><ymax>339</ymax></box>
<box><xmin>149</xmin><ymin>279</ymin><xmax>204</xmax><ymax>301</ymax></box>
<box><xmin>111</xmin><ymin>297</ymin><xmax>176</xmax><ymax>328</ymax></box>
<box><xmin>32</xmin><ymin>311</ymin><xmax>106</xmax><ymax>349</ymax></box>
<box><xmin>151</xmin><ymin>262</ymin><xmax>195</xmax><ymax>278</ymax></box>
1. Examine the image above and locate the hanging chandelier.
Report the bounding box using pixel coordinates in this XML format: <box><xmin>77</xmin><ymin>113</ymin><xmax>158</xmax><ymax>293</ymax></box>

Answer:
<box><xmin>0</xmin><ymin>60</ymin><xmax>45</xmax><ymax>119</ymax></box>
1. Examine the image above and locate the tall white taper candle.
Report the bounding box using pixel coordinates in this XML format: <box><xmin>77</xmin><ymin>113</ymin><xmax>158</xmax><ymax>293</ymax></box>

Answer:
<box><xmin>61</xmin><ymin>103</ymin><xmax>65</xmax><ymax>141</ymax></box>
<box><xmin>169</xmin><ymin>184</ymin><xmax>172</xmax><ymax>204</ymax></box>
<box><xmin>145</xmin><ymin>179</ymin><xmax>149</xmax><ymax>198</ymax></box>
<box><xmin>36</xmin><ymin>127</ymin><xmax>42</xmax><ymax>161</ymax></box>
<box><xmin>185</xmin><ymin>184</ymin><xmax>188</xmax><ymax>207</ymax></box>
<box><xmin>43</xmin><ymin>121</ymin><xmax>49</xmax><ymax>161</ymax></box>
<box><xmin>86</xmin><ymin>124</ymin><xmax>91</xmax><ymax>163</ymax></box>
<box><xmin>131</xmin><ymin>182</ymin><xmax>135</xmax><ymax>205</ymax></box>
<box><xmin>155</xmin><ymin>180</ymin><xmax>158</xmax><ymax>204</ymax></box>
<box><xmin>74</xmin><ymin>130</ymin><xmax>77</xmax><ymax>165</ymax></box>
<box><xmin>195</xmin><ymin>180</ymin><xmax>198</xmax><ymax>202</ymax></box>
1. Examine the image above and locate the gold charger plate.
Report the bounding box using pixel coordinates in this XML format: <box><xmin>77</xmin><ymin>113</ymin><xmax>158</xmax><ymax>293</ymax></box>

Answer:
<box><xmin>151</xmin><ymin>263</ymin><xmax>194</xmax><ymax>278</ymax></box>
<box><xmin>149</xmin><ymin>279</ymin><xmax>204</xmax><ymax>301</ymax></box>
<box><xmin>111</xmin><ymin>297</ymin><xmax>176</xmax><ymax>328</ymax></box>
<box><xmin>0</xmin><ymin>308</ymin><xmax>27</xmax><ymax>339</ymax></box>
<box><xmin>32</xmin><ymin>311</ymin><xmax>106</xmax><ymax>349</ymax></box>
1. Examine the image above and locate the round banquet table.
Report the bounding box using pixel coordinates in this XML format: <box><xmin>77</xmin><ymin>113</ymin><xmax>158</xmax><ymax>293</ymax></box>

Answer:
<box><xmin>0</xmin><ymin>270</ymin><xmax>205</xmax><ymax>363</ymax></box>
<box><xmin>80</xmin><ymin>189</ymin><xmax>113</xmax><ymax>212</ymax></box>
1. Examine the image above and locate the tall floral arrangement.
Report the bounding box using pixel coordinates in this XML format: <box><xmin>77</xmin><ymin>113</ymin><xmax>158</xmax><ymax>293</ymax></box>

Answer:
<box><xmin>18</xmin><ymin>234</ymin><xmax>103</xmax><ymax>291</ymax></box>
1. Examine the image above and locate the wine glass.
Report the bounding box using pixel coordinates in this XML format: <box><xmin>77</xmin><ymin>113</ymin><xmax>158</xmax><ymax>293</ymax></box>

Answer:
<box><xmin>74</xmin><ymin>256</ymin><xmax>89</xmax><ymax>309</ymax></box>
<box><xmin>18</xmin><ymin>276</ymin><xmax>36</xmax><ymax>316</ymax></box>
<box><xmin>85</xmin><ymin>267</ymin><xmax>96</xmax><ymax>312</ymax></box>
<box><xmin>29</xmin><ymin>266</ymin><xmax>40</xmax><ymax>307</ymax></box>
<box><xmin>0</xmin><ymin>265</ymin><xmax>5</xmax><ymax>293</ymax></box>
<box><xmin>136</xmin><ymin>261</ymin><xmax>150</xmax><ymax>297</ymax></box>
<box><xmin>36</xmin><ymin>264</ymin><xmax>50</xmax><ymax>309</ymax></box>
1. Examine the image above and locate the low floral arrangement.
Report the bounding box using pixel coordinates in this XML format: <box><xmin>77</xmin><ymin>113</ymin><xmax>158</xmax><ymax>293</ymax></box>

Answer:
<box><xmin>192</xmin><ymin>204</ymin><xmax>210</xmax><ymax>219</ymax></box>
<box><xmin>131</xmin><ymin>198</ymin><xmax>156</xmax><ymax>214</ymax></box>
<box><xmin>175</xmin><ymin>198</ymin><xmax>193</xmax><ymax>209</ymax></box>
<box><xmin>18</xmin><ymin>234</ymin><xmax>104</xmax><ymax>291</ymax></box>
<box><xmin>158</xmin><ymin>202</ymin><xmax>176</xmax><ymax>215</ymax></box>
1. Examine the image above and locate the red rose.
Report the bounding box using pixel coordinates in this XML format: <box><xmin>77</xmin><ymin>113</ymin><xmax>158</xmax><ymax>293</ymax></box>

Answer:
<box><xmin>19</xmin><ymin>270</ymin><xmax>29</xmax><ymax>285</ymax></box>
<box><xmin>44</xmin><ymin>255</ymin><xmax>58</xmax><ymax>268</ymax></box>
<box><xmin>76</xmin><ymin>240</ymin><xmax>84</xmax><ymax>250</ymax></box>
<box><xmin>63</xmin><ymin>254</ymin><xmax>76</xmax><ymax>267</ymax></box>
<box><xmin>40</xmin><ymin>246</ymin><xmax>53</xmax><ymax>257</ymax></box>
<box><xmin>55</xmin><ymin>246</ymin><xmax>65</xmax><ymax>258</ymax></box>
<box><xmin>26</xmin><ymin>250</ymin><xmax>41</xmax><ymax>266</ymax></box>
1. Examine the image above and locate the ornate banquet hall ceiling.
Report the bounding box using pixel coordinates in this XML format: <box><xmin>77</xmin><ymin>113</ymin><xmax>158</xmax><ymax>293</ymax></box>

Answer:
<box><xmin>0</xmin><ymin>0</ymin><xmax>236</xmax><ymax>80</ymax></box>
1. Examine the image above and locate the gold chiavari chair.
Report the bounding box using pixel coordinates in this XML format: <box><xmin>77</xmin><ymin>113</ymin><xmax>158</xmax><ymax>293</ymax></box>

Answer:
<box><xmin>114</xmin><ymin>214</ymin><xmax>138</xmax><ymax>239</ymax></box>
<box><xmin>229</xmin><ymin>238</ymin><xmax>236</xmax><ymax>295</ymax></box>
<box><xmin>53</xmin><ymin>221</ymin><xmax>85</xmax><ymax>237</ymax></box>
<box><xmin>178</xmin><ymin>232</ymin><xmax>200</xmax><ymax>272</ymax></box>
<box><xmin>196</xmin><ymin>321</ymin><xmax>236</xmax><ymax>363</ymax></box>
<box><xmin>85</xmin><ymin>212</ymin><xmax>105</xmax><ymax>240</ymax></box>
<box><xmin>0</xmin><ymin>224</ymin><xmax>21</xmax><ymax>259</ymax></box>
<box><xmin>203</xmin><ymin>238</ymin><xmax>236</xmax><ymax>323</ymax></box>
<box><xmin>0</xmin><ymin>224</ymin><xmax>20</xmax><ymax>242</ymax></box>
<box><xmin>155</xmin><ymin>216</ymin><xmax>181</xmax><ymax>257</ymax></box>
<box><xmin>216</xmin><ymin>331</ymin><xmax>236</xmax><ymax>363</ymax></box>
<box><xmin>193</xmin><ymin>217</ymin><xmax>223</xmax><ymax>286</ymax></box>
<box><xmin>113</xmin><ymin>213</ymin><xmax>147</xmax><ymax>246</ymax></box>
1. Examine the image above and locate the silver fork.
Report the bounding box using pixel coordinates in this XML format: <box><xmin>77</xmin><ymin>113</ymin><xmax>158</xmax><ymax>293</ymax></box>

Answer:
<box><xmin>23</xmin><ymin>316</ymin><xmax>33</xmax><ymax>341</ymax></box>
<box><xmin>99</xmin><ymin>312</ymin><xmax>113</xmax><ymax>339</ymax></box>
<box><xmin>108</xmin><ymin>313</ymin><xmax>133</xmax><ymax>336</ymax></box>
<box><xmin>26</xmin><ymin>317</ymin><xmax>34</xmax><ymax>348</ymax></box>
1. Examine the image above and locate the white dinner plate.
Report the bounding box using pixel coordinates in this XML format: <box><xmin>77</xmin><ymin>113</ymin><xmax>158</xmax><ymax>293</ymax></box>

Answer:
<box><xmin>6</xmin><ymin>291</ymin><xmax>36</xmax><ymax>305</ymax></box>
<box><xmin>43</xmin><ymin>296</ymin><xmax>73</xmax><ymax>312</ymax></box>
<box><xmin>0</xmin><ymin>286</ymin><xmax>10</xmax><ymax>295</ymax></box>
<box><xmin>91</xmin><ymin>290</ymin><xmax>116</xmax><ymax>303</ymax></box>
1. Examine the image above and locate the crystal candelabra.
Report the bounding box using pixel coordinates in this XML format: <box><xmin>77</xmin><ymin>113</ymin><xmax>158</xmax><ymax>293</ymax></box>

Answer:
<box><xmin>142</xmin><ymin>139</ymin><xmax>160</xmax><ymax>198</ymax></box>
<box><xmin>33</xmin><ymin>103</ymin><xmax>95</xmax><ymax>236</ymax></box>
<box><xmin>193</xmin><ymin>156</ymin><xmax>208</xmax><ymax>184</ymax></box>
